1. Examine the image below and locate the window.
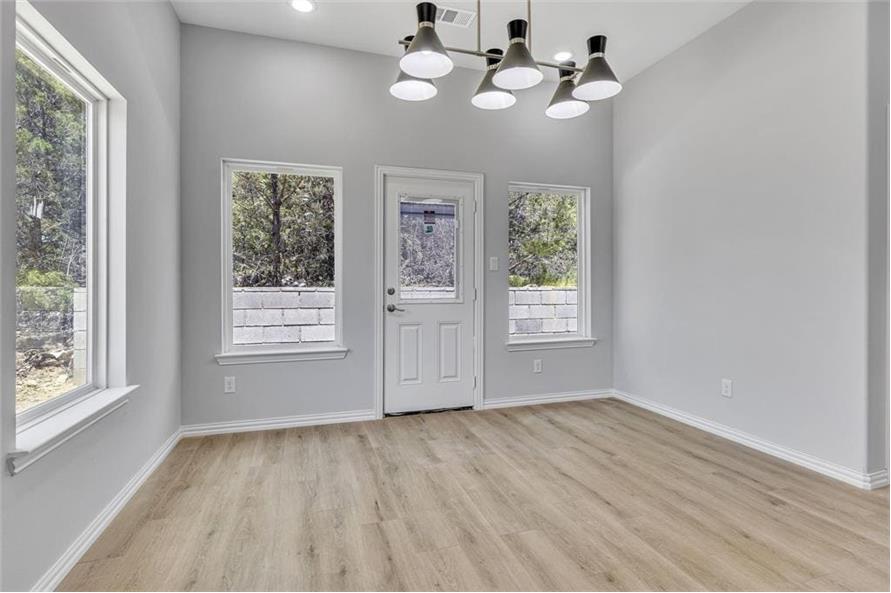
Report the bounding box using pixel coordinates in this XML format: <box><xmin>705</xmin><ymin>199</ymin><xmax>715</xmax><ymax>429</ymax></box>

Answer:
<box><xmin>400</xmin><ymin>200</ymin><xmax>458</xmax><ymax>300</ymax></box>
<box><xmin>8</xmin><ymin>4</ymin><xmax>130</xmax><ymax>475</ymax></box>
<box><xmin>507</xmin><ymin>183</ymin><xmax>593</xmax><ymax>350</ymax></box>
<box><xmin>218</xmin><ymin>160</ymin><xmax>345</xmax><ymax>364</ymax></box>
<box><xmin>15</xmin><ymin>22</ymin><xmax>105</xmax><ymax>422</ymax></box>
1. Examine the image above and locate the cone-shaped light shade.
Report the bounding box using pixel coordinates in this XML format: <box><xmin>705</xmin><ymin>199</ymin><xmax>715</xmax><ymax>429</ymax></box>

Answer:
<box><xmin>492</xmin><ymin>20</ymin><xmax>543</xmax><ymax>90</ymax></box>
<box><xmin>472</xmin><ymin>49</ymin><xmax>516</xmax><ymax>110</ymax></box>
<box><xmin>390</xmin><ymin>70</ymin><xmax>438</xmax><ymax>101</ymax></box>
<box><xmin>573</xmin><ymin>35</ymin><xmax>622</xmax><ymax>101</ymax></box>
<box><xmin>546</xmin><ymin>62</ymin><xmax>589</xmax><ymax>119</ymax></box>
<box><xmin>391</xmin><ymin>36</ymin><xmax>437</xmax><ymax>101</ymax></box>
<box><xmin>400</xmin><ymin>3</ymin><xmax>454</xmax><ymax>79</ymax></box>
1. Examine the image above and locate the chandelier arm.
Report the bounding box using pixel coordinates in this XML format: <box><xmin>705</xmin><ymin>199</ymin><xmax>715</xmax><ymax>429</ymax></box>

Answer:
<box><xmin>476</xmin><ymin>0</ymin><xmax>481</xmax><ymax>53</ymax></box>
<box><xmin>396</xmin><ymin>39</ymin><xmax>583</xmax><ymax>73</ymax></box>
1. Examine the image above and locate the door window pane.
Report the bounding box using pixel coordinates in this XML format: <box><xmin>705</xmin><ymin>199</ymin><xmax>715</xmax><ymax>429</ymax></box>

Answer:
<box><xmin>508</xmin><ymin>189</ymin><xmax>579</xmax><ymax>337</ymax></box>
<box><xmin>15</xmin><ymin>48</ymin><xmax>89</xmax><ymax>413</ymax></box>
<box><xmin>400</xmin><ymin>200</ymin><xmax>457</xmax><ymax>300</ymax></box>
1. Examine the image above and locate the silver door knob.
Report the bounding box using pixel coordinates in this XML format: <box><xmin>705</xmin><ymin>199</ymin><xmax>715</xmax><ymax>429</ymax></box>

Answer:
<box><xmin>386</xmin><ymin>304</ymin><xmax>406</xmax><ymax>313</ymax></box>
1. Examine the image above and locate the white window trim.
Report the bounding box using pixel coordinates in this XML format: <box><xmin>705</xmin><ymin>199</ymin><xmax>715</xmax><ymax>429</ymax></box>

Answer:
<box><xmin>506</xmin><ymin>336</ymin><xmax>598</xmax><ymax>352</ymax></box>
<box><xmin>217</xmin><ymin>158</ymin><xmax>346</xmax><ymax>365</ymax></box>
<box><xmin>505</xmin><ymin>181</ymin><xmax>595</xmax><ymax>351</ymax></box>
<box><xmin>9</xmin><ymin>2</ymin><xmax>133</xmax><ymax>475</ymax></box>
<box><xmin>8</xmin><ymin>385</ymin><xmax>137</xmax><ymax>475</ymax></box>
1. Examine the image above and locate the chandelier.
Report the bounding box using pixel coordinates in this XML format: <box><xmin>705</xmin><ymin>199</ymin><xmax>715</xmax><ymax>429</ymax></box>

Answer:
<box><xmin>390</xmin><ymin>1</ymin><xmax>622</xmax><ymax>119</ymax></box>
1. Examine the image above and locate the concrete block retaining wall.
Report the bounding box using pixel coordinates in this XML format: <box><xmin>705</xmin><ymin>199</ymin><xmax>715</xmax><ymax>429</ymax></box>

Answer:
<box><xmin>16</xmin><ymin>286</ymin><xmax>87</xmax><ymax>383</ymax></box>
<box><xmin>232</xmin><ymin>286</ymin><xmax>578</xmax><ymax>343</ymax></box>
<box><xmin>508</xmin><ymin>287</ymin><xmax>578</xmax><ymax>335</ymax></box>
<box><xmin>232</xmin><ymin>287</ymin><xmax>335</xmax><ymax>344</ymax></box>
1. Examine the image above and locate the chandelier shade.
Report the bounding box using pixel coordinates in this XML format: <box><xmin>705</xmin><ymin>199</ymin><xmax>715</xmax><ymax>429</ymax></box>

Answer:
<box><xmin>391</xmin><ymin>35</ymin><xmax>438</xmax><ymax>101</ymax></box>
<box><xmin>546</xmin><ymin>62</ymin><xmax>589</xmax><ymax>119</ymax></box>
<box><xmin>492</xmin><ymin>19</ymin><xmax>543</xmax><ymax>90</ymax></box>
<box><xmin>399</xmin><ymin>2</ymin><xmax>454</xmax><ymax>79</ymax></box>
<box><xmin>572</xmin><ymin>35</ymin><xmax>622</xmax><ymax>101</ymax></box>
<box><xmin>472</xmin><ymin>49</ymin><xmax>517</xmax><ymax>110</ymax></box>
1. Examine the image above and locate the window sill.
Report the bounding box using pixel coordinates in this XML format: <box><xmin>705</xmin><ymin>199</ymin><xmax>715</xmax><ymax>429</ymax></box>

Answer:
<box><xmin>505</xmin><ymin>337</ymin><xmax>598</xmax><ymax>352</ymax></box>
<box><xmin>215</xmin><ymin>346</ymin><xmax>350</xmax><ymax>366</ymax></box>
<box><xmin>7</xmin><ymin>385</ymin><xmax>138</xmax><ymax>475</ymax></box>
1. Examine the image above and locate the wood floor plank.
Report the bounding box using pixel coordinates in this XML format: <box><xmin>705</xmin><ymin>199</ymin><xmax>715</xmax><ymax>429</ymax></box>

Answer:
<box><xmin>502</xmin><ymin>529</ymin><xmax>617</xmax><ymax>591</ymax></box>
<box><xmin>58</xmin><ymin>400</ymin><xmax>889</xmax><ymax>591</ymax></box>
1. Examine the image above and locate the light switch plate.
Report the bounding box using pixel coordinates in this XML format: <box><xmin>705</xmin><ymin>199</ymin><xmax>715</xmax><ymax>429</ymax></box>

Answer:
<box><xmin>224</xmin><ymin>376</ymin><xmax>236</xmax><ymax>394</ymax></box>
<box><xmin>489</xmin><ymin>256</ymin><xmax>499</xmax><ymax>271</ymax></box>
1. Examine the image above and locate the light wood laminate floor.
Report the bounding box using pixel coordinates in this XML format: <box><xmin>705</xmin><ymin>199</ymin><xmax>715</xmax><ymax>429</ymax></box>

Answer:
<box><xmin>60</xmin><ymin>399</ymin><xmax>889</xmax><ymax>591</ymax></box>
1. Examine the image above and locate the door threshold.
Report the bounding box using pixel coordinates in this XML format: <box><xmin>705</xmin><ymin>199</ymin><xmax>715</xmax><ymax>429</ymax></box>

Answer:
<box><xmin>385</xmin><ymin>406</ymin><xmax>473</xmax><ymax>418</ymax></box>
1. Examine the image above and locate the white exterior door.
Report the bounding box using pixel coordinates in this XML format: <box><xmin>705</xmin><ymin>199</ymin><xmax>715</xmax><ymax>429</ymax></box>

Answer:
<box><xmin>383</xmin><ymin>174</ymin><xmax>476</xmax><ymax>414</ymax></box>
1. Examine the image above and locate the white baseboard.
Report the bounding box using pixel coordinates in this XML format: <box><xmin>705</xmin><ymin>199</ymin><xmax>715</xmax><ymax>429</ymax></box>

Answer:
<box><xmin>483</xmin><ymin>389</ymin><xmax>612</xmax><ymax>410</ymax></box>
<box><xmin>180</xmin><ymin>408</ymin><xmax>377</xmax><ymax>437</ymax></box>
<box><xmin>612</xmin><ymin>390</ymin><xmax>888</xmax><ymax>491</ymax></box>
<box><xmin>863</xmin><ymin>469</ymin><xmax>890</xmax><ymax>489</ymax></box>
<box><xmin>32</xmin><ymin>428</ymin><xmax>183</xmax><ymax>592</ymax></box>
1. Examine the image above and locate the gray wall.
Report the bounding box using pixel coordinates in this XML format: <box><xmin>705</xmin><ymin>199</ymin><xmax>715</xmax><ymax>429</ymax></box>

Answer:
<box><xmin>0</xmin><ymin>1</ymin><xmax>181</xmax><ymax>589</ymax></box>
<box><xmin>613</xmin><ymin>1</ymin><xmax>888</xmax><ymax>473</ymax></box>
<box><xmin>180</xmin><ymin>25</ymin><xmax>613</xmax><ymax>425</ymax></box>
<box><xmin>865</xmin><ymin>2</ymin><xmax>890</xmax><ymax>472</ymax></box>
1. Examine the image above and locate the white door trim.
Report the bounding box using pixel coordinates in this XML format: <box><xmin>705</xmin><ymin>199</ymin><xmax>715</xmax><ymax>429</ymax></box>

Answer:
<box><xmin>373</xmin><ymin>165</ymin><xmax>485</xmax><ymax>419</ymax></box>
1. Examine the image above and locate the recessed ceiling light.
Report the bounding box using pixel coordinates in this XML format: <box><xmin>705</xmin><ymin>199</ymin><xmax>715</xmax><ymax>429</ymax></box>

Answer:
<box><xmin>553</xmin><ymin>51</ymin><xmax>573</xmax><ymax>62</ymax></box>
<box><xmin>290</xmin><ymin>0</ymin><xmax>315</xmax><ymax>13</ymax></box>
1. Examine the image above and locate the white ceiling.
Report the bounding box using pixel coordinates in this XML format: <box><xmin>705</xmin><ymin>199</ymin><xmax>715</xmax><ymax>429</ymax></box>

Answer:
<box><xmin>171</xmin><ymin>0</ymin><xmax>748</xmax><ymax>81</ymax></box>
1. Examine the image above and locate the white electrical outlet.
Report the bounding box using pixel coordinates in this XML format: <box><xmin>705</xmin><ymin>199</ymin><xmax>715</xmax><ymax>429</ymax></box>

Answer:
<box><xmin>224</xmin><ymin>376</ymin><xmax>236</xmax><ymax>394</ymax></box>
<box><xmin>721</xmin><ymin>378</ymin><xmax>733</xmax><ymax>398</ymax></box>
<box><xmin>533</xmin><ymin>359</ymin><xmax>542</xmax><ymax>374</ymax></box>
<box><xmin>489</xmin><ymin>256</ymin><xmax>499</xmax><ymax>271</ymax></box>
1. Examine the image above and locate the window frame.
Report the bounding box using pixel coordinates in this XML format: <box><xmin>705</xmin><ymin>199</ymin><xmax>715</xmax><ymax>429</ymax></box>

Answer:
<box><xmin>505</xmin><ymin>181</ymin><xmax>595</xmax><ymax>351</ymax></box>
<box><xmin>14</xmin><ymin>16</ymin><xmax>109</xmax><ymax>427</ymax></box>
<box><xmin>217</xmin><ymin>158</ymin><xmax>346</xmax><ymax>365</ymax></box>
<box><xmin>8</xmin><ymin>1</ymin><xmax>133</xmax><ymax>476</ymax></box>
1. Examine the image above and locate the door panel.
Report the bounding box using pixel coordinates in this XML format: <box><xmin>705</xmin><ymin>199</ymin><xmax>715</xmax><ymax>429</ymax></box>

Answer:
<box><xmin>437</xmin><ymin>322</ymin><xmax>462</xmax><ymax>382</ymax></box>
<box><xmin>398</xmin><ymin>323</ymin><xmax>422</xmax><ymax>384</ymax></box>
<box><xmin>384</xmin><ymin>175</ymin><xmax>475</xmax><ymax>414</ymax></box>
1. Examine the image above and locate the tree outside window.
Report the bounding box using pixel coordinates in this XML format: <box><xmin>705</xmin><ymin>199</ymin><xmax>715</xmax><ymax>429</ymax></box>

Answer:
<box><xmin>15</xmin><ymin>48</ymin><xmax>89</xmax><ymax>413</ymax></box>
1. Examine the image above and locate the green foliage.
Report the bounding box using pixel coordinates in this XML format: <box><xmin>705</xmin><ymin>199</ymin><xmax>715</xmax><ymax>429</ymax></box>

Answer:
<box><xmin>231</xmin><ymin>171</ymin><xmax>334</xmax><ymax>287</ymax></box>
<box><xmin>16</xmin><ymin>268</ymin><xmax>75</xmax><ymax>287</ymax></box>
<box><xmin>508</xmin><ymin>273</ymin><xmax>577</xmax><ymax>288</ymax></box>
<box><xmin>16</xmin><ymin>270</ymin><xmax>75</xmax><ymax>311</ymax></box>
<box><xmin>508</xmin><ymin>191</ymin><xmax>578</xmax><ymax>287</ymax></box>
<box><xmin>15</xmin><ymin>48</ymin><xmax>88</xmax><ymax>288</ymax></box>
<box><xmin>508</xmin><ymin>274</ymin><xmax>527</xmax><ymax>288</ymax></box>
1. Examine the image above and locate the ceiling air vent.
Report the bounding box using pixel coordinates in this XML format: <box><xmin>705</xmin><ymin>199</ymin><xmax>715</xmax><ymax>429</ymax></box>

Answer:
<box><xmin>435</xmin><ymin>5</ymin><xmax>476</xmax><ymax>28</ymax></box>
